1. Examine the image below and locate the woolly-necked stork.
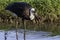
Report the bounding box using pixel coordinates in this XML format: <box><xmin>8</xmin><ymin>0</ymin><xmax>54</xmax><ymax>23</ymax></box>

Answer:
<box><xmin>5</xmin><ymin>2</ymin><xmax>36</xmax><ymax>21</ymax></box>
<box><xmin>5</xmin><ymin>2</ymin><xmax>37</xmax><ymax>40</ymax></box>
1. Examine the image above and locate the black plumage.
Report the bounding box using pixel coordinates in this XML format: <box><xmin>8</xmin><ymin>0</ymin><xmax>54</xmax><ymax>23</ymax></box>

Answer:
<box><xmin>5</xmin><ymin>2</ymin><xmax>33</xmax><ymax>20</ymax></box>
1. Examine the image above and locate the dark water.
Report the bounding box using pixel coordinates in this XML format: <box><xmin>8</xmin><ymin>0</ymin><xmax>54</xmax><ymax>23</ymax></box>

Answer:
<box><xmin>0</xmin><ymin>29</ymin><xmax>60</xmax><ymax>40</ymax></box>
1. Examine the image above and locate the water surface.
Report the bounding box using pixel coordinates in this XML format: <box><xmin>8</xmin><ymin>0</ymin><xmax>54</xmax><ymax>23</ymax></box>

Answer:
<box><xmin>0</xmin><ymin>30</ymin><xmax>60</xmax><ymax>40</ymax></box>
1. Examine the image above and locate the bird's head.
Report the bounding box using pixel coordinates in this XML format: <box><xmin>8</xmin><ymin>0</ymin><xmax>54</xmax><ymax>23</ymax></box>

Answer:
<box><xmin>29</xmin><ymin>8</ymin><xmax>37</xmax><ymax>20</ymax></box>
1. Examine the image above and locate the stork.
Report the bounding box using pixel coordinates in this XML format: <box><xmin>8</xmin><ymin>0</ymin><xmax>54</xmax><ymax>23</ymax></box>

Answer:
<box><xmin>5</xmin><ymin>2</ymin><xmax>36</xmax><ymax>20</ymax></box>
<box><xmin>5</xmin><ymin>2</ymin><xmax>38</xmax><ymax>40</ymax></box>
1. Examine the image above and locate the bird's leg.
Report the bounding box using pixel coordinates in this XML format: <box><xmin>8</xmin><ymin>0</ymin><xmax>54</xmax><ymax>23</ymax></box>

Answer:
<box><xmin>4</xmin><ymin>31</ymin><xmax>7</xmax><ymax>40</ymax></box>
<box><xmin>22</xmin><ymin>19</ymin><xmax>26</xmax><ymax>40</ymax></box>
<box><xmin>15</xmin><ymin>17</ymin><xmax>18</xmax><ymax>40</ymax></box>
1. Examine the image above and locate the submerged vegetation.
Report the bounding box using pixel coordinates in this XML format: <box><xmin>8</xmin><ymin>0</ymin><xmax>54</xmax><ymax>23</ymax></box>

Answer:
<box><xmin>0</xmin><ymin>0</ymin><xmax>60</xmax><ymax>35</ymax></box>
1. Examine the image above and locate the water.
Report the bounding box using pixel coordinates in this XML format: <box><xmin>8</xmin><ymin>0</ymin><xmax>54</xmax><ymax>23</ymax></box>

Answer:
<box><xmin>0</xmin><ymin>30</ymin><xmax>60</xmax><ymax>40</ymax></box>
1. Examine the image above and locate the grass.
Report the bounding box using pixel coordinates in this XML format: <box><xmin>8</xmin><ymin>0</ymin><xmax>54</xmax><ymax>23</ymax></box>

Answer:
<box><xmin>0</xmin><ymin>21</ymin><xmax>60</xmax><ymax>35</ymax></box>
